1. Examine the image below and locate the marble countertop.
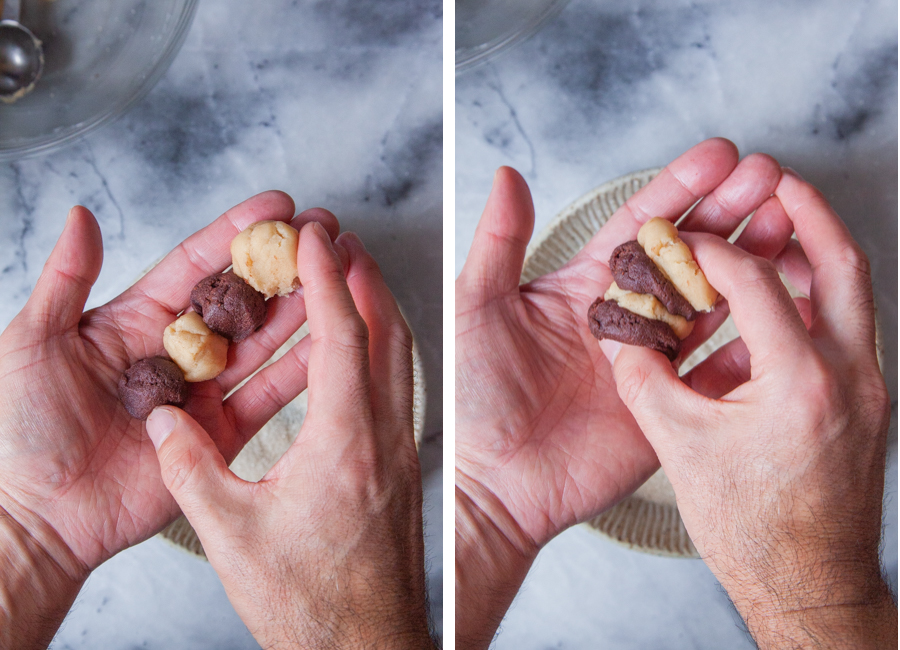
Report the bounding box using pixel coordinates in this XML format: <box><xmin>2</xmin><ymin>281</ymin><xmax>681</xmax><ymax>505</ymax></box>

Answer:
<box><xmin>0</xmin><ymin>0</ymin><xmax>442</xmax><ymax>647</ymax></box>
<box><xmin>456</xmin><ymin>0</ymin><xmax>897</xmax><ymax>647</ymax></box>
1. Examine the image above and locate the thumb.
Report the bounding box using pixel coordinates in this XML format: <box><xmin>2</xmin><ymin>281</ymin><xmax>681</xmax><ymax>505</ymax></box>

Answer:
<box><xmin>603</xmin><ymin>341</ymin><xmax>706</xmax><ymax>450</ymax></box>
<box><xmin>146</xmin><ymin>407</ymin><xmax>243</xmax><ymax>525</ymax></box>
<box><xmin>27</xmin><ymin>206</ymin><xmax>103</xmax><ymax>335</ymax></box>
<box><xmin>460</xmin><ymin>167</ymin><xmax>535</xmax><ymax>298</ymax></box>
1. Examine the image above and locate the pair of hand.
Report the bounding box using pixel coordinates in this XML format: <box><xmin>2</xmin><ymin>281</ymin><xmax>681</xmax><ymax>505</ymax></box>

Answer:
<box><xmin>456</xmin><ymin>138</ymin><xmax>893</xmax><ymax>648</ymax></box>
<box><xmin>0</xmin><ymin>192</ymin><xmax>431</xmax><ymax>649</ymax></box>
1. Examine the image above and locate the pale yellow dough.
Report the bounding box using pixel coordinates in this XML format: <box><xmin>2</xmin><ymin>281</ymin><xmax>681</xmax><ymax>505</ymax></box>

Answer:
<box><xmin>637</xmin><ymin>217</ymin><xmax>718</xmax><ymax>312</ymax></box>
<box><xmin>163</xmin><ymin>312</ymin><xmax>229</xmax><ymax>382</ymax></box>
<box><xmin>604</xmin><ymin>282</ymin><xmax>694</xmax><ymax>339</ymax></box>
<box><xmin>231</xmin><ymin>220</ymin><xmax>301</xmax><ymax>298</ymax></box>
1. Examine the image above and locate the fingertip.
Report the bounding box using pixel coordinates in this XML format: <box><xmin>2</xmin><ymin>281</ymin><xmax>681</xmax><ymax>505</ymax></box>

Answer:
<box><xmin>146</xmin><ymin>407</ymin><xmax>177</xmax><ymax>449</ymax></box>
<box><xmin>612</xmin><ymin>344</ymin><xmax>680</xmax><ymax>414</ymax></box>
<box><xmin>598</xmin><ymin>339</ymin><xmax>622</xmax><ymax>365</ymax></box>
<box><xmin>781</xmin><ymin>166</ymin><xmax>805</xmax><ymax>181</ymax></box>
<box><xmin>702</xmin><ymin>137</ymin><xmax>739</xmax><ymax>165</ymax></box>
<box><xmin>292</xmin><ymin>207</ymin><xmax>340</xmax><ymax>241</ymax></box>
<box><xmin>334</xmin><ymin>241</ymin><xmax>351</xmax><ymax>277</ymax></box>
<box><xmin>258</xmin><ymin>189</ymin><xmax>296</xmax><ymax>218</ymax></box>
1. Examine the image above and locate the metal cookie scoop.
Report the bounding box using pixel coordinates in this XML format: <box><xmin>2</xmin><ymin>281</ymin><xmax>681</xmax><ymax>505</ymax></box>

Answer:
<box><xmin>0</xmin><ymin>0</ymin><xmax>43</xmax><ymax>103</ymax></box>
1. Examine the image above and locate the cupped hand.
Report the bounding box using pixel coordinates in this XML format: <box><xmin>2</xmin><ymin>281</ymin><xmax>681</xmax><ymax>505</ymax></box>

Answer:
<box><xmin>0</xmin><ymin>192</ymin><xmax>339</xmax><ymax>578</ymax></box>
<box><xmin>145</xmin><ymin>225</ymin><xmax>432</xmax><ymax>650</ymax></box>
<box><xmin>604</xmin><ymin>170</ymin><xmax>894</xmax><ymax>647</ymax></box>
<box><xmin>456</xmin><ymin>138</ymin><xmax>792</xmax><ymax>550</ymax></box>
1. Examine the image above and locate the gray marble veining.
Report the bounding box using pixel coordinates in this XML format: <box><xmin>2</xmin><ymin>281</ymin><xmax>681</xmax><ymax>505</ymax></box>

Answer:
<box><xmin>456</xmin><ymin>0</ymin><xmax>896</xmax><ymax>648</ymax></box>
<box><xmin>0</xmin><ymin>0</ymin><xmax>442</xmax><ymax>647</ymax></box>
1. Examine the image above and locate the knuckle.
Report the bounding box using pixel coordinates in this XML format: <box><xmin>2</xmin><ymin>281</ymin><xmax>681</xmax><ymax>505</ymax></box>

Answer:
<box><xmin>833</xmin><ymin>242</ymin><xmax>872</xmax><ymax>279</ymax></box>
<box><xmin>789</xmin><ymin>355</ymin><xmax>845</xmax><ymax>432</ymax></box>
<box><xmin>327</xmin><ymin>312</ymin><xmax>369</xmax><ymax>351</ymax></box>
<box><xmin>735</xmin><ymin>254</ymin><xmax>780</xmax><ymax>286</ymax></box>
<box><xmin>617</xmin><ymin>362</ymin><xmax>654</xmax><ymax>408</ymax></box>
<box><xmin>389</xmin><ymin>319</ymin><xmax>413</xmax><ymax>356</ymax></box>
<box><xmin>162</xmin><ymin>444</ymin><xmax>204</xmax><ymax>494</ymax></box>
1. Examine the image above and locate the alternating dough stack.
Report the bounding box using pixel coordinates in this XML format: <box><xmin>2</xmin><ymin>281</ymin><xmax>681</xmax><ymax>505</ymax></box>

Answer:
<box><xmin>118</xmin><ymin>220</ymin><xmax>301</xmax><ymax>420</ymax></box>
<box><xmin>588</xmin><ymin>218</ymin><xmax>717</xmax><ymax>360</ymax></box>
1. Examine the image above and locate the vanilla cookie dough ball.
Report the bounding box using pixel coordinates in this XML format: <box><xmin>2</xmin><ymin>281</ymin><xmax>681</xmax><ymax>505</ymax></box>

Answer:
<box><xmin>163</xmin><ymin>312</ymin><xmax>229</xmax><ymax>382</ymax></box>
<box><xmin>231</xmin><ymin>220</ymin><xmax>301</xmax><ymax>298</ymax></box>
<box><xmin>637</xmin><ymin>217</ymin><xmax>718</xmax><ymax>312</ymax></box>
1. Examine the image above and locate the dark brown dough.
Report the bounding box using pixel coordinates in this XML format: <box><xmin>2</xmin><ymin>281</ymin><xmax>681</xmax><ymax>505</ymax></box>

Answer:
<box><xmin>609</xmin><ymin>241</ymin><xmax>697</xmax><ymax>320</ymax></box>
<box><xmin>587</xmin><ymin>298</ymin><xmax>681</xmax><ymax>361</ymax></box>
<box><xmin>190</xmin><ymin>272</ymin><xmax>267</xmax><ymax>342</ymax></box>
<box><xmin>118</xmin><ymin>357</ymin><xmax>188</xmax><ymax>420</ymax></box>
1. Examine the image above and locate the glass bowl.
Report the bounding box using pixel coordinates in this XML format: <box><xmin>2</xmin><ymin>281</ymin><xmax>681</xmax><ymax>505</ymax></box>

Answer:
<box><xmin>0</xmin><ymin>0</ymin><xmax>198</xmax><ymax>161</ymax></box>
<box><xmin>456</xmin><ymin>0</ymin><xmax>570</xmax><ymax>73</ymax></box>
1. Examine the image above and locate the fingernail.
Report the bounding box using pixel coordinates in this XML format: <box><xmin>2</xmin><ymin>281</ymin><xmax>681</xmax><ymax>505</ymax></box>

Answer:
<box><xmin>335</xmin><ymin>242</ymin><xmax>351</xmax><ymax>275</ymax></box>
<box><xmin>782</xmin><ymin>167</ymin><xmax>805</xmax><ymax>181</ymax></box>
<box><xmin>146</xmin><ymin>408</ymin><xmax>176</xmax><ymax>449</ymax></box>
<box><xmin>599</xmin><ymin>340</ymin><xmax>622</xmax><ymax>365</ymax></box>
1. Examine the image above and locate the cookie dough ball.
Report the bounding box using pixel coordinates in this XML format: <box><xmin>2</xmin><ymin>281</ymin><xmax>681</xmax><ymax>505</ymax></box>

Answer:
<box><xmin>163</xmin><ymin>312</ymin><xmax>229</xmax><ymax>382</ymax></box>
<box><xmin>637</xmin><ymin>217</ymin><xmax>718</xmax><ymax>312</ymax></box>
<box><xmin>191</xmin><ymin>272</ymin><xmax>267</xmax><ymax>341</ymax></box>
<box><xmin>604</xmin><ymin>282</ymin><xmax>694</xmax><ymax>340</ymax></box>
<box><xmin>118</xmin><ymin>357</ymin><xmax>188</xmax><ymax>420</ymax></box>
<box><xmin>231</xmin><ymin>220</ymin><xmax>301</xmax><ymax>298</ymax></box>
<box><xmin>588</xmin><ymin>298</ymin><xmax>681</xmax><ymax>361</ymax></box>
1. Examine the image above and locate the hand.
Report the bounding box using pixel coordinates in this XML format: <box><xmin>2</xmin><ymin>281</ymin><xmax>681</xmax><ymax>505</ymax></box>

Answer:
<box><xmin>145</xmin><ymin>225</ymin><xmax>433</xmax><ymax>650</ymax></box>
<box><xmin>455</xmin><ymin>138</ymin><xmax>793</xmax><ymax>648</ymax></box>
<box><xmin>604</xmin><ymin>169</ymin><xmax>895</xmax><ymax>647</ymax></box>
<box><xmin>0</xmin><ymin>192</ymin><xmax>339</xmax><ymax>648</ymax></box>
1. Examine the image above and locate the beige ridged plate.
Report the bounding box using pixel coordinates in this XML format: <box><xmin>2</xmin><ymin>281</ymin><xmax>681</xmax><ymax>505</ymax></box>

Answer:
<box><xmin>521</xmin><ymin>168</ymin><xmax>841</xmax><ymax>558</ymax></box>
<box><xmin>157</xmin><ymin>314</ymin><xmax>427</xmax><ymax>560</ymax></box>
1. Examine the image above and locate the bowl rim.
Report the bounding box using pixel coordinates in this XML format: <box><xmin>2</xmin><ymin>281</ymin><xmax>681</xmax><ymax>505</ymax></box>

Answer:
<box><xmin>0</xmin><ymin>0</ymin><xmax>199</xmax><ymax>162</ymax></box>
<box><xmin>455</xmin><ymin>0</ymin><xmax>570</xmax><ymax>73</ymax></box>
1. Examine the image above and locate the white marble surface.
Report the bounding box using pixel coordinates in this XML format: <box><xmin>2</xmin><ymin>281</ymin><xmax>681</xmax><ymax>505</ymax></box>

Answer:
<box><xmin>456</xmin><ymin>0</ymin><xmax>897</xmax><ymax>647</ymax></box>
<box><xmin>0</xmin><ymin>0</ymin><xmax>442</xmax><ymax>647</ymax></box>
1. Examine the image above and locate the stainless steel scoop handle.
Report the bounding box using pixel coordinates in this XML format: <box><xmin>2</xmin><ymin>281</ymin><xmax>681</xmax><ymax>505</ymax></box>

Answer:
<box><xmin>1</xmin><ymin>0</ymin><xmax>19</xmax><ymax>23</ymax></box>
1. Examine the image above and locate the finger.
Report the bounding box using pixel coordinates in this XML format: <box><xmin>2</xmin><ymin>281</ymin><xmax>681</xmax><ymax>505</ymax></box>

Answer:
<box><xmin>123</xmin><ymin>190</ymin><xmax>296</xmax><ymax>313</ymax></box>
<box><xmin>681</xmin><ymin>293</ymin><xmax>813</xmax><ymax>399</ymax></box>
<box><xmin>214</xmin><ymin>291</ymin><xmax>307</xmax><ymax>394</ymax></box>
<box><xmin>339</xmin><ymin>232</ymin><xmax>414</xmax><ymax>443</ymax></box>
<box><xmin>773</xmin><ymin>239</ymin><xmax>813</xmax><ymax>296</ymax></box>
<box><xmin>732</xmin><ymin>195</ymin><xmax>795</xmax><ymax>260</ymax></box>
<box><xmin>225</xmin><ymin>334</ymin><xmax>312</xmax><ymax>444</ymax></box>
<box><xmin>460</xmin><ymin>167</ymin><xmax>535</xmax><ymax>298</ymax></box>
<box><xmin>605</xmin><ymin>342</ymin><xmax>709</xmax><ymax>447</ymax></box>
<box><xmin>291</xmin><ymin>207</ymin><xmax>340</xmax><ymax>242</ymax></box>
<box><xmin>297</xmin><ymin>221</ymin><xmax>373</xmax><ymax>434</ymax></box>
<box><xmin>681</xmin><ymin>232</ymin><xmax>811</xmax><ymax>368</ymax></box>
<box><xmin>673</xmin><ymin>300</ymin><xmax>732</xmax><ymax>367</ymax></box>
<box><xmin>682</xmin><ymin>336</ymin><xmax>751</xmax><ymax>399</ymax></box>
<box><xmin>574</xmin><ymin>138</ymin><xmax>740</xmax><ymax>267</ymax></box>
<box><xmin>679</xmin><ymin>153</ymin><xmax>782</xmax><ymax>237</ymax></box>
<box><xmin>146</xmin><ymin>407</ymin><xmax>245</xmax><ymax>526</ymax></box>
<box><xmin>775</xmin><ymin>170</ymin><xmax>877</xmax><ymax>351</ymax></box>
<box><xmin>794</xmin><ymin>296</ymin><xmax>813</xmax><ymax>330</ymax></box>
<box><xmin>26</xmin><ymin>206</ymin><xmax>103</xmax><ymax>335</ymax></box>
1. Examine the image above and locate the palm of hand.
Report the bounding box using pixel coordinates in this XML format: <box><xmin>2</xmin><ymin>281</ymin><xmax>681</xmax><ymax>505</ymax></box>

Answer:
<box><xmin>0</xmin><ymin>294</ymin><xmax>239</xmax><ymax>570</ymax></box>
<box><xmin>457</xmin><ymin>260</ymin><xmax>657</xmax><ymax>546</ymax></box>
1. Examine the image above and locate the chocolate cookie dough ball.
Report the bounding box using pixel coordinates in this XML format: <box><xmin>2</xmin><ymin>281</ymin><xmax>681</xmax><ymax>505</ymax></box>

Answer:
<box><xmin>118</xmin><ymin>357</ymin><xmax>188</xmax><ymax>420</ymax></box>
<box><xmin>231</xmin><ymin>220</ymin><xmax>301</xmax><ymax>298</ymax></box>
<box><xmin>163</xmin><ymin>312</ymin><xmax>229</xmax><ymax>382</ymax></box>
<box><xmin>588</xmin><ymin>298</ymin><xmax>681</xmax><ymax>361</ymax></box>
<box><xmin>190</xmin><ymin>272</ymin><xmax>267</xmax><ymax>341</ymax></box>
